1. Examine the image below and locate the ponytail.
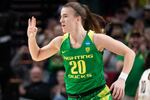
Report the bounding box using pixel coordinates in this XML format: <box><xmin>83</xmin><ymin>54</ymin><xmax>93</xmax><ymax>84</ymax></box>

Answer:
<box><xmin>82</xmin><ymin>4</ymin><xmax>106</xmax><ymax>33</ymax></box>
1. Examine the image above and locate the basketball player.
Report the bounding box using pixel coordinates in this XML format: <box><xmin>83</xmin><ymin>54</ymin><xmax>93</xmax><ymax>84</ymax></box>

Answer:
<box><xmin>27</xmin><ymin>2</ymin><xmax>135</xmax><ymax>100</ymax></box>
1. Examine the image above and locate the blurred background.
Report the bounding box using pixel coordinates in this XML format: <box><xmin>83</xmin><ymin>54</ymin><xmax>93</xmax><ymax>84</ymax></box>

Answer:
<box><xmin>0</xmin><ymin>0</ymin><xmax>149</xmax><ymax>100</ymax></box>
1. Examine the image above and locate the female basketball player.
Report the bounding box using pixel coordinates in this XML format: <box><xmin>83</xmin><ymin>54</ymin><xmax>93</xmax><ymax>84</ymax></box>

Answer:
<box><xmin>27</xmin><ymin>2</ymin><xmax>135</xmax><ymax>100</ymax></box>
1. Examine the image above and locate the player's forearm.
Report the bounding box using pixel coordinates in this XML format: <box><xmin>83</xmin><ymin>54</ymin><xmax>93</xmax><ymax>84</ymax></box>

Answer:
<box><xmin>122</xmin><ymin>49</ymin><xmax>135</xmax><ymax>74</ymax></box>
<box><xmin>116</xmin><ymin>49</ymin><xmax>135</xmax><ymax>82</ymax></box>
<box><xmin>28</xmin><ymin>36</ymin><xmax>40</xmax><ymax>61</ymax></box>
<box><xmin>118</xmin><ymin>49</ymin><xmax>135</xmax><ymax>81</ymax></box>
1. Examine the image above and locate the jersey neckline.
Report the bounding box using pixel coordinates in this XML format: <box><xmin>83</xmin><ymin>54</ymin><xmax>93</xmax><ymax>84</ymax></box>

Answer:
<box><xmin>68</xmin><ymin>31</ymin><xmax>88</xmax><ymax>50</ymax></box>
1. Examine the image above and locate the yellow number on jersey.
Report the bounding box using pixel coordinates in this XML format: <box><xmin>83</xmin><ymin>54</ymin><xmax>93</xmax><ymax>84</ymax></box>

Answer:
<box><xmin>69</xmin><ymin>60</ymin><xmax>86</xmax><ymax>74</ymax></box>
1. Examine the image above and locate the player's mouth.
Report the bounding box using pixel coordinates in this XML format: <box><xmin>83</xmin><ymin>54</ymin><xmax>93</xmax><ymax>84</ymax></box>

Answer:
<box><xmin>61</xmin><ymin>24</ymin><xmax>66</xmax><ymax>28</ymax></box>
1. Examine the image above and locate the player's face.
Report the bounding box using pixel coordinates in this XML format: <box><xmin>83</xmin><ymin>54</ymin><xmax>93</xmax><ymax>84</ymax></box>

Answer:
<box><xmin>60</xmin><ymin>7</ymin><xmax>78</xmax><ymax>33</ymax></box>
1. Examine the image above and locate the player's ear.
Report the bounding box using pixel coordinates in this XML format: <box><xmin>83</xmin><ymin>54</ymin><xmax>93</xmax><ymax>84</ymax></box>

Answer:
<box><xmin>76</xmin><ymin>16</ymin><xmax>82</xmax><ymax>22</ymax></box>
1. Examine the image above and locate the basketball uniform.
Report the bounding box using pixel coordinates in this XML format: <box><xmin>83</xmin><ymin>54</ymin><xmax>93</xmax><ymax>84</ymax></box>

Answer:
<box><xmin>59</xmin><ymin>30</ymin><xmax>112</xmax><ymax>100</ymax></box>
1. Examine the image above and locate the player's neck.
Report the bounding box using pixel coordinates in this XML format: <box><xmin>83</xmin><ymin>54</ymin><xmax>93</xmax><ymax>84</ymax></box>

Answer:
<box><xmin>70</xmin><ymin>26</ymin><xmax>86</xmax><ymax>43</ymax></box>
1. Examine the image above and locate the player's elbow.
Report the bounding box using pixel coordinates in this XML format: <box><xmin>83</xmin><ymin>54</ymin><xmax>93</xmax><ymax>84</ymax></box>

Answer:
<box><xmin>30</xmin><ymin>50</ymin><xmax>42</xmax><ymax>61</ymax></box>
<box><xmin>31</xmin><ymin>56</ymin><xmax>39</xmax><ymax>61</ymax></box>
<box><xmin>130</xmin><ymin>49</ymin><xmax>135</xmax><ymax>57</ymax></box>
<box><xmin>127</xmin><ymin>49</ymin><xmax>136</xmax><ymax>58</ymax></box>
<box><xmin>31</xmin><ymin>54</ymin><xmax>41</xmax><ymax>61</ymax></box>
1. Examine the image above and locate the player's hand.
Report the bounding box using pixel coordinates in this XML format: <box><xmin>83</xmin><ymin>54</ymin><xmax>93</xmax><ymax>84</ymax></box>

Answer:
<box><xmin>110</xmin><ymin>78</ymin><xmax>125</xmax><ymax>100</ymax></box>
<box><xmin>27</xmin><ymin>16</ymin><xmax>38</xmax><ymax>38</ymax></box>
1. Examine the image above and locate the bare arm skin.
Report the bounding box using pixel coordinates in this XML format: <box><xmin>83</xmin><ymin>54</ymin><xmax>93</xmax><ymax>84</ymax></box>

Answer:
<box><xmin>27</xmin><ymin>17</ymin><xmax>63</xmax><ymax>61</ymax></box>
<box><xmin>94</xmin><ymin>34</ymin><xmax>135</xmax><ymax>74</ymax></box>
<box><xmin>94</xmin><ymin>34</ymin><xmax>135</xmax><ymax>100</ymax></box>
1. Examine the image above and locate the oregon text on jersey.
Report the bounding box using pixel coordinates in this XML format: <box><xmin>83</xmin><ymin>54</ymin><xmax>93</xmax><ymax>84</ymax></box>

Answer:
<box><xmin>63</xmin><ymin>54</ymin><xmax>94</xmax><ymax>61</ymax></box>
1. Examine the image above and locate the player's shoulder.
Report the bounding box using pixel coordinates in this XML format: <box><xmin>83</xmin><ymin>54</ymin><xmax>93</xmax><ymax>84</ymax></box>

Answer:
<box><xmin>93</xmin><ymin>33</ymin><xmax>108</xmax><ymax>38</ymax></box>
<box><xmin>93</xmin><ymin>33</ymin><xmax>109</xmax><ymax>44</ymax></box>
<box><xmin>50</xmin><ymin>36</ymin><xmax>64</xmax><ymax>49</ymax></box>
<box><xmin>140</xmin><ymin>69</ymin><xmax>150</xmax><ymax>80</ymax></box>
<box><xmin>53</xmin><ymin>33</ymin><xmax>70</xmax><ymax>48</ymax></box>
<box><xmin>87</xmin><ymin>30</ymin><xmax>106</xmax><ymax>41</ymax></box>
<box><xmin>52</xmin><ymin>36</ymin><xmax>63</xmax><ymax>43</ymax></box>
<box><xmin>145</xmin><ymin>68</ymin><xmax>150</xmax><ymax>73</ymax></box>
<box><xmin>143</xmin><ymin>69</ymin><xmax>150</xmax><ymax>76</ymax></box>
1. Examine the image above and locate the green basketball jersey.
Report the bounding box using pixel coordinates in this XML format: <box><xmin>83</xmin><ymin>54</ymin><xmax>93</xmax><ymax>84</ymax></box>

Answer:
<box><xmin>60</xmin><ymin>30</ymin><xmax>106</xmax><ymax>94</ymax></box>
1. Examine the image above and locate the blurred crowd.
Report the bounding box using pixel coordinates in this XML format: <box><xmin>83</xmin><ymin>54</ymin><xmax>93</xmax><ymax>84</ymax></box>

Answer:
<box><xmin>0</xmin><ymin>0</ymin><xmax>150</xmax><ymax>100</ymax></box>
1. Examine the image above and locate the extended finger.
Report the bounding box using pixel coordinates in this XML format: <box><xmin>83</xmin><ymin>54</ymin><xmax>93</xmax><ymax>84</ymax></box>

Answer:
<box><xmin>112</xmin><ymin>85</ymin><xmax>117</xmax><ymax>98</ymax></box>
<box><xmin>114</xmin><ymin>87</ymin><xmax>119</xmax><ymax>99</ymax></box>
<box><xmin>114</xmin><ymin>87</ymin><xmax>120</xmax><ymax>99</ymax></box>
<box><xmin>122</xmin><ymin>89</ymin><xmax>125</xmax><ymax>99</ymax></box>
<box><xmin>118</xmin><ymin>89</ymin><xmax>123</xmax><ymax>100</ymax></box>
<box><xmin>110</xmin><ymin>84</ymin><xmax>114</xmax><ymax>91</ymax></box>
<box><xmin>32</xmin><ymin>16</ymin><xmax>36</xmax><ymax>27</ymax></box>
<box><xmin>114</xmin><ymin>88</ymin><xmax>122</xmax><ymax>100</ymax></box>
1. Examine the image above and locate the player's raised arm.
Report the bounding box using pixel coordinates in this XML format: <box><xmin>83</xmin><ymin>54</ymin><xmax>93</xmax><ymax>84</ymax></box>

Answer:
<box><xmin>27</xmin><ymin>16</ymin><xmax>63</xmax><ymax>61</ymax></box>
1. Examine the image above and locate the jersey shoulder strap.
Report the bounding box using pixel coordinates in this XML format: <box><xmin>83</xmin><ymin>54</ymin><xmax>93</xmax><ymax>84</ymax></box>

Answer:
<box><xmin>62</xmin><ymin>33</ymin><xmax>69</xmax><ymax>42</ymax></box>
<box><xmin>88</xmin><ymin>30</ymin><xmax>95</xmax><ymax>42</ymax></box>
<box><xmin>62</xmin><ymin>31</ymin><xmax>95</xmax><ymax>43</ymax></box>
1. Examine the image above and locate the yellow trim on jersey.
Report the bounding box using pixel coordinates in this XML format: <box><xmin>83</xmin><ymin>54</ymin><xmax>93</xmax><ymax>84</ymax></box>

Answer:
<box><xmin>101</xmin><ymin>94</ymin><xmax>111</xmax><ymax>100</ymax></box>
<box><xmin>97</xmin><ymin>85</ymin><xmax>110</xmax><ymax>98</ymax></box>
<box><xmin>62</xmin><ymin>30</ymin><xmax>95</xmax><ymax>45</ymax></box>
<box><xmin>62</xmin><ymin>33</ymin><xmax>69</xmax><ymax>42</ymax></box>
<box><xmin>88</xmin><ymin>30</ymin><xmax>95</xmax><ymax>42</ymax></box>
